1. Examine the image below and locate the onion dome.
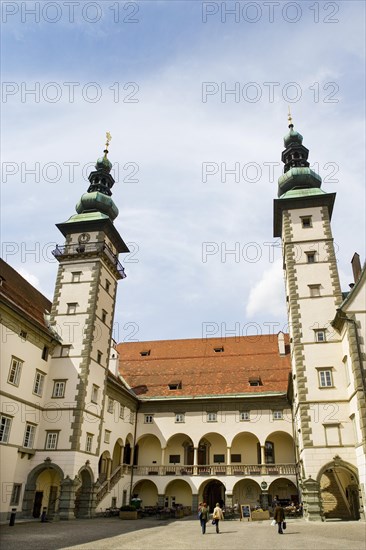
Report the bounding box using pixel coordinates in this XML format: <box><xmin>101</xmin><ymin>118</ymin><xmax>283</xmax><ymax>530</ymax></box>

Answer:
<box><xmin>277</xmin><ymin>112</ymin><xmax>322</xmax><ymax>198</ymax></box>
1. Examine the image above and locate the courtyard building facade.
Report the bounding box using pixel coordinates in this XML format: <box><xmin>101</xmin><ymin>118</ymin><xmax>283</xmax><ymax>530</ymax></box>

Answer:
<box><xmin>0</xmin><ymin>124</ymin><xmax>365</xmax><ymax>523</ymax></box>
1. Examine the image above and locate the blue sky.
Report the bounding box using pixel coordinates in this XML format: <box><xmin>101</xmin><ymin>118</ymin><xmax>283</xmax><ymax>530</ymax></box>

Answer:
<box><xmin>1</xmin><ymin>0</ymin><xmax>365</xmax><ymax>343</ymax></box>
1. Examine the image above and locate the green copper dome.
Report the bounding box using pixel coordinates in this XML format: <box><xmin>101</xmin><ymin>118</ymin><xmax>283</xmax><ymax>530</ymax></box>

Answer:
<box><xmin>284</xmin><ymin>127</ymin><xmax>303</xmax><ymax>147</ymax></box>
<box><xmin>76</xmin><ymin>191</ymin><xmax>119</xmax><ymax>221</ymax></box>
<box><xmin>278</xmin><ymin>121</ymin><xmax>322</xmax><ymax>198</ymax></box>
<box><xmin>96</xmin><ymin>155</ymin><xmax>112</xmax><ymax>173</ymax></box>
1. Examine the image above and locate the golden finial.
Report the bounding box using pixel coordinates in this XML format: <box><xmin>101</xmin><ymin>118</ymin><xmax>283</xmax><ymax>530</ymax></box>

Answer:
<box><xmin>288</xmin><ymin>106</ymin><xmax>293</xmax><ymax>127</ymax></box>
<box><xmin>106</xmin><ymin>131</ymin><xmax>112</xmax><ymax>149</ymax></box>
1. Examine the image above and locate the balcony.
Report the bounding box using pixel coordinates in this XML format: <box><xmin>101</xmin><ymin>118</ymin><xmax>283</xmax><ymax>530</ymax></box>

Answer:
<box><xmin>52</xmin><ymin>242</ymin><xmax>126</xmax><ymax>279</ymax></box>
<box><xmin>130</xmin><ymin>464</ymin><xmax>297</xmax><ymax>477</ymax></box>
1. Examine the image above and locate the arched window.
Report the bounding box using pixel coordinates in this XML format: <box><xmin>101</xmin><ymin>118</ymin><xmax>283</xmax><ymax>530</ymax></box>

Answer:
<box><xmin>265</xmin><ymin>441</ymin><xmax>275</xmax><ymax>464</ymax></box>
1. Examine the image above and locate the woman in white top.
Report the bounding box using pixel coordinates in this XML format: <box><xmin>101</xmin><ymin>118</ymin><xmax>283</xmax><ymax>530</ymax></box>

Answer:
<box><xmin>212</xmin><ymin>502</ymin><xmax>224</xmax><ymax>534</ymax></box>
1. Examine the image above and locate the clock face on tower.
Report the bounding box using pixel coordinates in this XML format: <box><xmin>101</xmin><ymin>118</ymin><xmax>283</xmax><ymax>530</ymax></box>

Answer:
<box><xmin>78</xmin><ymin>232</ymin><xmax>90</xmax><ymax>244</ymax></box>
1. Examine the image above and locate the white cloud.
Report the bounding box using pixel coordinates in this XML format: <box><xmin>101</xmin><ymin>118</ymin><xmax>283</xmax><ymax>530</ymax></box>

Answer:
<box><xmin>246</xmin><ymin>259</ymin><xmax>286</xmax><ymax>318</ymax></box>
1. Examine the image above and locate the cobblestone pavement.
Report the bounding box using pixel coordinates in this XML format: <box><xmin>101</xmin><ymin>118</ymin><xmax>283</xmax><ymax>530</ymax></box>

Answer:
<box><xmin>0</xmin><ymin>517</ymin><xmax>365</xmax><ymax>550</ymax></box>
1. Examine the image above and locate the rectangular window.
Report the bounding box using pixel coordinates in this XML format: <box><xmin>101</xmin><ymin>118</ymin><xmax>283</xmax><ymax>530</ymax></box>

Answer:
<box><xmin>272</xmin><ymin>410</ymin><xmax>283</xmax><ymax>420</ymax></box>
<box><xmin>249</xmin><ymin>378</ymin><xmax>262</xmax><ymax>386</ymax></box>
<box><xmin>175</xmin><ymin>413</ymin><xmax>185</xmax><ymax>423</ymax></box>
<box><xmin>144</xmin><ymin>414</ymin><xmax>153</xmax><ymax>424</ymax></box>
<box><xmin>104</xmin><ymin>430</ymin><xmax>111</xmax><ymax>444</ymax></box>
<box><xmin>140</xmin><ymin>350</ymin><xmax>150</xmax><ymax>357</ymax></box>
<box><xmin>214</xmin><ymin>346</ymin><xmax>224</xmax><ymax>353</ymax></box>
<box><xmin>240</xmin><ymin>411</ymin><xmax>250</xmax><ymax>421</ymax></box>
<box><xmin>71</xmin><ymin>272</ymin><xmax>81</xmax><ymax>283</ymax></box>
<box><xmin>42</xmin><ymin>346</ymin><xmax>49</xmax><ymax>361</ymax></box>
<box><xmin>119</xmin><ymin>404</ymin><xmax>124</xmax><ymax>419</ymax></box>
<box><xmin>33</xmin><ymin>371</ymin><xmax>45</xmax><ymax>396</ymax></box>
<box><xmin>61</xmin><ymin>345</ymin><xmax>71</xmax><ymax>357</ymax></box>
<box><xmin>105</xmin><ymin>280</ymin><xmax>111</xmax><ymax>293</ymax></box>
<box><xmin>324</xmin><ymin>424</ymin><xmax>340</xmax><ymax>446</ymax></box>
<box><xmin>231</xmin><ymin>454</ymin><xmax>242</xmax><ymax>463</ymax></box>
<box><xmin>169</xmin><ymin>454</ymin><xmax>180</xmax><ymax>464</ymax></box>
<box><xmin>309</xmin><ymin>284</ymin><xmax>321</xmax><ymax>297</ymax></box>
<box><xmin>213</xmin><ymin>454</ymin><xmax>225</xmax><ymax>463</ymax></box>
<box><xmin>129</xmin><ymin>411</ymin><xmax>135</xmax><ymax>424</ymax></box>
<box><xmin>107</xmin><ymin>398</ymin><xmax>114</xmax><ymax>414</ymax></box>
<box><xmin>315</xmin><ymin>330</ymin><xmax>326</xmax><ymax>342</ymax></box>
<box><xmin>52</xmin><ymin>380</ymin><xmax>66</xmax><ymax>398</ymax></box>
<box><xmin>20</xmin><ymin>330</ymin><xmax>27</xmax><ymax>340</ymax></box>
<box><xmin>97</xmin><ymin>351</ymin><xmax>102</xmax><ymax>364</ymax></box>
<box><xmin>10</xmin><ymin>483</ymin><xmax>22</xmax><ymax>506</ymax></box>
<box><xmin>306</xmin><ymin>252</ymin><xmax>316</xmax><ymax>263</ymax></box>
<box><xmin>67</xmin><ymin>303</ymin><xmax>77</xmax><ymax>315</ymax></box>
<box><xmin>8</xmin><ymin>357</ymin><xmax>23</xmax><ymax>386</ymax></box>
<box><xmin>45</xmin><ymin>432</ymin><xmax>59</xmax><ymax>450</ymax></box>
<box><xmin>207</xmin><ymin>412</ymin><xmax>217</xmax><ymax>422</ymax></box>
<box><xmin>91</xmin><ymin>385</ymin><xmax>99</xmax><ymax>403</ymax></box>
<box><xmin>319</xmin><ymin>370</ymin><xmax>333</xmax><ymax>387</ymax></box>
<box><xmin>102</xmin><ymin>310</ymin><xmax>107</xmax><ymax>323</ymax></box>
<box><xmin>0</xmin><ymin>415</ymin><xmax>12</xmax><ymax>443</ymax></box>
<box><xmin>86</xmin><ymin>433</ymin><xmax>93</xmax><ymax>453</ymax></box>
<box><xmin>301</xmin><ymin>216</ymin><xmax>312</xmax><ymax>228</ymax></box>
<box><xmin>23</xmin><ymin>424</ymin><xmax>36</xmax><ymax>449</ymax></box>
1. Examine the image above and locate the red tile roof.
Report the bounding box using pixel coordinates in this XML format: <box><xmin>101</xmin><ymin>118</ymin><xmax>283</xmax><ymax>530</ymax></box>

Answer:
<box><xmin>0</xmin><ymin>259</ymin><xmax>53</xmax><ymax>335</ymax></box>
<box><xmin>117</xmin><ymin>335</ymin><xmax>290</xmax><ymax>399</ymax></box>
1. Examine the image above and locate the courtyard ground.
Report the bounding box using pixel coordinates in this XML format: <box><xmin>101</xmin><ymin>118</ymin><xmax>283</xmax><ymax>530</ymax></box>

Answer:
<box><xmin>0</xmin><ymin>516</ymin><xmax>365</xmax><ymax>550</ymax></box>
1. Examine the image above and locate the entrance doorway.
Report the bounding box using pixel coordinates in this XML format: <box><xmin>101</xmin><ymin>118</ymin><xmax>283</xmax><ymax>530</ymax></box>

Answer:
<box><xmin>32</xmin><ymin>491</ymin><xmax>43</xmax><ymax>518</ymax></box>
<box><xmin>202</xmin><ymin>480</ymin><xmax>225</xmax><ymax>512</ymax></box>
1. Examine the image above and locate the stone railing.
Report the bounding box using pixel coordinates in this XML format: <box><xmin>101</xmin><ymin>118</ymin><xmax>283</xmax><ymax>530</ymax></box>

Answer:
<box><xmin>129</xmin><ymin>464</ymin><xmax>297</xmax><ymax>477</ymax></box>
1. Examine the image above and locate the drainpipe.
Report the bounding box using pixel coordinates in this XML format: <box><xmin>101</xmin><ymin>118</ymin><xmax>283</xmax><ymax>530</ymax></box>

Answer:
<box><xmin>129</xmin><ymin>402</ymin><xmax>139</xmax><ymax>504</ymax></box>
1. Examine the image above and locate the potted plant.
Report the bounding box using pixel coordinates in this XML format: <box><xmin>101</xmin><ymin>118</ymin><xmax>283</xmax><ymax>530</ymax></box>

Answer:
<box><xmin>119</xmin><ymin>505</ymin><xmax>138</xmax><ymax>520</ymax></box>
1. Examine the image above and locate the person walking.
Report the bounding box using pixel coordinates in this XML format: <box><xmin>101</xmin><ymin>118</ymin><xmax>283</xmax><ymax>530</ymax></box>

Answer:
<box><xmin>198</xmin><ymin>502</ymin><xmax>209</xmax><ymax>534</ymax></box>
<box><xmin>273</xmin><ymin>503</ymin><xmax>285</xmax><ymax>534</ymax></box>
<box><xmin>212</xmin><ymin>502</ymin><xmax>224</xmax><ymax>534</ymax></box>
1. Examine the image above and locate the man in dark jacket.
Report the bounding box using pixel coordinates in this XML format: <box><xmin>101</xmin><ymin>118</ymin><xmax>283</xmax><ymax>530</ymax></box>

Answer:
<box><xmin>273</xmin><ymin>504</ymin><xmax>285</xmax><ymax>534</ymax></box>
<box><xmin>198</xmin><ymin>502</ymin><xmax>209</xmax><ymax>534</ymax></box>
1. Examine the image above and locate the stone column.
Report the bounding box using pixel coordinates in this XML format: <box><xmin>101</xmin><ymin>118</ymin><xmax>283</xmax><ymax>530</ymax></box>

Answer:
<box><xmin>120</xmin><ymin>446</ymin><xmax>125</xmax><ymax>465</ymax></box>
<box><xmin>193</xmin><ymin>447</ymin><xmax>198</xmax><ymax>475</ymax></box>
<box><xmin>226</xmin><ymin>493</ymin><xmax>233</xmax><ymax>509</ymax></box>
<box><xmin>260</xmin><ymin>446</ymin><xmax>266</xmax><ymax>465</ymax></box>
<box><xmin>302</xmin><ymin>477</ymin><xmax>324</xmax><ymax>521</ymax></box>
<box><xmin>260</xmin><ymin>491</ymin><xmax>269</xmax><ymax>510</ymax></box>
<box><xmin>161</xmin><ymin>447</ymin><xmax>166</xmax><ymax>466</ymax></box>
<box><xmin>192</xmin><ymin>494</ymin><xmax>199</xmax><ymax>513</ymax></box>
<box><xmin>227</xmin><ymin>447</ymin><xmax>231</xmax><ymax>464</ymax></box>
<box><xmin>58</xmin><ymin>476</ymin><xmax>81</xmax><ymax>520</ymax></box>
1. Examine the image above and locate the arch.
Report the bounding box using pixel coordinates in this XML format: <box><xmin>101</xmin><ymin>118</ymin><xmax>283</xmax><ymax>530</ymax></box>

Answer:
<box><xmin>165</xmin><ymin>433</ymin><xmax>193</xmax><ymax>466</ymax></box>
<box><xmin>231</xmin><ymin>432</ymin><xmax>260</xmax><ymax>465</ymax></box>
<box><xmin>132</xmin><ymin>479</ymin><xmax>158</xmax><ymax>507</ymax></box>
<box><xmin>268</xmin><ymin>478</ymin><xmax>298</xmax><ymax>506</ymax></box>
<box><xmin>164</xmin><ymin>479</ymin><xmax>192</xmax><ymax>507</ymax></box>
<box><xmin>22</xmin><ymin>460</ymin><xmax>65</xmax><ymax>518</ymax></box>
<box><xmin>198</xmin><ymin>432</ymin><xmax>227</xmax><ymax>465</ymax></box>
<box><xmin>135</xmin><ymin>434</ymin><xmax>162</xmax><ymax>465</ymax></box>
<box><xmin>264</xmin><ymin>431</ymin><xmax>295</xmax><ymax>464</ymax></box>
<box><xmin>232</xmin><ymin>479</ymin><xmax>261</xmax><ymax>510</ymax></box>
<box><xmin>317</xmin><ymin>458</ymin><xmax>361</xmax><ymax>520</ymax></box>
<box><xmin>199</xmin><ymin>478</ymin><xmax>226</xmax><ymax>512</ymax></box>
<box><xmin>98</xmin><ymin>450</ymin><xmax>111</xmax><ymax>483</ymax></box>
<box><xmin>75</xmin><ymin>466</ymin><xmax>95</xmax><ymax>518</ymax></box>
<box><xmin>112</xmin><ymin>438</ymin><xmax>124</xmax><ymax>471</ymax></box>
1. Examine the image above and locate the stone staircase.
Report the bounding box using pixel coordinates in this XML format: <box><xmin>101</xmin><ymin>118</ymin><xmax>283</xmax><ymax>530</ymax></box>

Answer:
<box><xmin>320</xmin><ymin>470</ymin><xmax>352</xmax><ymax>520</ymax></box>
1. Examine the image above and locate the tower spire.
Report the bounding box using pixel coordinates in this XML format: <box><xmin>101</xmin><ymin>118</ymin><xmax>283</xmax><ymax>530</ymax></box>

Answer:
<box><xmin>276</xmin><ymin>114</ymin><xmax>322</xmax><ymax>198</ymax></box>
<box><xmin>287</xmin><ymin>106</ymin><xmax>293</xmax><ymax>128</ymax></box>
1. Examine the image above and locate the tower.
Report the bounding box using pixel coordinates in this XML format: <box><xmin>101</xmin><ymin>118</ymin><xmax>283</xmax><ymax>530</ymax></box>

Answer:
<box><xmin>47</xmin><ymin>135</ymin><xmax>129</xmax><ymax>517</ymax></box>
<box><xmin>273</xmin><ymin>116</ymin><xmax>358</xmax><ymax>520</ymax></box>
